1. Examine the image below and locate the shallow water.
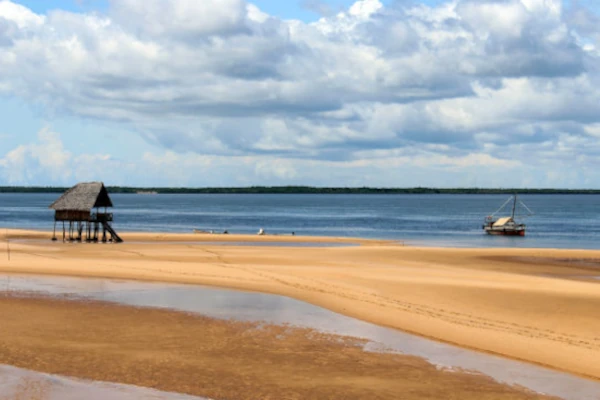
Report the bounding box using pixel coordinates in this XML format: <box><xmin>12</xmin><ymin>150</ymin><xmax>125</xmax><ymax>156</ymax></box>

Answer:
<box><xmin>11</xmin><ymin>238</ymin><xmax>357</xmax><ymax>248</ymax></box>
<box><xmin>0</xmin><ymin>365</ymin><xmax>207</xmax><ymax>400</ymax></box>
<box><xmin>3</xmin><ymin>193</ymin><xmax>600</xmax><ymax>249</ymax></box>
<box><xmin>1</xmin><ymin>274</ymin><xmax>599</xmax><ymax>400</ymax></box>
<box><xmin>131</xmin><ymin>240</ymin><xmax>356</xmax><ymax>247</ymax></box>
<box><xmin>187</xmin><ymin>241</ymin><xmax>357</xmax><ymax>247</ymax></box>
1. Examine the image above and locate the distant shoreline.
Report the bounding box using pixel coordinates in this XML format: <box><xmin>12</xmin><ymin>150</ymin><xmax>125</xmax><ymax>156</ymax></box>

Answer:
<box><xmin>2</xmin><ymin>186</ymin><xmax>600</xmax><ymax>194</ymax></box>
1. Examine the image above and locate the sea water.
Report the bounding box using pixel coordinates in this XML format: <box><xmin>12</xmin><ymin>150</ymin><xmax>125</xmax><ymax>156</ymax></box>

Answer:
<box><xmin>0</xmin><ymin>193</ymin><xmax>599</xmax><ymax>249</ymax></box>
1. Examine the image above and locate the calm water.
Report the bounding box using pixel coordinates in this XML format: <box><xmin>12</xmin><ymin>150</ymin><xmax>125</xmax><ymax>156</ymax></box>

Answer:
<box><xmin>0</xmin><ymin>365</ymin><xmax>207</xmax><ymax>400</ymax></box>
<box><xmin>2</xmin><ymin>274</ymin><xmax>600</xmax><ymax>400</ymax></box>
<box><xmin>1</xmin><ymin>193</ymin><xmax>599</xmax><ymax>249</ymax></box>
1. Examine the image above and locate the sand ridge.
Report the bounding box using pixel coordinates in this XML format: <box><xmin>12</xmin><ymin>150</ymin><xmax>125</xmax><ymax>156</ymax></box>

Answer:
<box><xmin>1</xmin><ymin>229</ymin><xmax>600</xmax><ymax>381</ymax></box>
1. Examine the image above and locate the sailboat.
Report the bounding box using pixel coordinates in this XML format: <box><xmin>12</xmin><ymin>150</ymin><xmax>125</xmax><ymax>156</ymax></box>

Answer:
<box><xmin>482</xmin><ymin>195</ymin><xmax>533</xmax><ymax>236</ymax></box>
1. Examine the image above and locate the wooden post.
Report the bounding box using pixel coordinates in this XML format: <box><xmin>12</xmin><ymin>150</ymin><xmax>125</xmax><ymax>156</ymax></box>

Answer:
<box><xmin>62</xmin><ymin>221</ymin><xmax>66</xmax><ymax>242</ymax></box>
<box><xmin>52</xmin><ymin>221</ymin><xmax>57</xmax><ymax>241</ymax></box>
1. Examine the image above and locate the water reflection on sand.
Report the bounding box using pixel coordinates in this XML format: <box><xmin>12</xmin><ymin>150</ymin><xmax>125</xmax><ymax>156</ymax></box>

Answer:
<box><xmin>0</xmin><ymin>364</ymin><xmax>207</xmax><ymax>400</ymax></box>
<box><xmin>1</xmin><ymin>274</ymin><xmax>600</xmax><ymax>400</ymax></box>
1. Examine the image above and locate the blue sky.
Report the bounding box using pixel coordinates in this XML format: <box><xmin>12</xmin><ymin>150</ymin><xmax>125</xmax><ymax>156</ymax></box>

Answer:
<box><xmin>1</xmin><ymin>0</ymin><xmax>600</xmax><ymax>188</ymax></box>
<box><xmin>8</xmin><ymin>0</ymin><xmax>400</xmax><ymax>20</ymax></box>
<box><xmin>4</xmin><ymin>0</ymin><xmax>454</xmax><ymax>19</ymax></box>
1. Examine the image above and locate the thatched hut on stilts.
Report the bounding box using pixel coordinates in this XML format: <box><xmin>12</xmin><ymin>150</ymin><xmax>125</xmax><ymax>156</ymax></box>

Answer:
<box><xmin>49</xmin><ymin>182</ymin><xmax>123</xmax><ymax>243</ymax></box>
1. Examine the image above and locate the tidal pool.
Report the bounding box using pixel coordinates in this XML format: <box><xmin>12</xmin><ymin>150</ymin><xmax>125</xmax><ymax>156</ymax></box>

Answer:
<box><xmin>11</xmin><ymin>238</ymin><xmax>357</xmax><ymax>248</ymax></box>
<box><xmin>1</xmin><ymin>274</ymin><xmax>599</xmax><ymax>400</ymax></box>
<box><xmin>181</xmin><ymin>241</ymin><xmax>357</xmax><ymax>247</ymax></box>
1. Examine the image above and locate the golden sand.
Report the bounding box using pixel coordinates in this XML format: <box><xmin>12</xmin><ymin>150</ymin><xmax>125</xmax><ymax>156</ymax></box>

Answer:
<box><xmin>1</xmin><ymin>229</ymin><xmax>600</xmax><ymax>382</ymax></box>
<box><xmin>0</xmin><ymin>294</ymin><xmax>553</xmax><ymax>400</ymax></box>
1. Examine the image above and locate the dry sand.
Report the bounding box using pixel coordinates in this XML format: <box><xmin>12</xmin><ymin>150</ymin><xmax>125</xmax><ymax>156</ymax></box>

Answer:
<box><xmin>1</xmin><ymin>229</ymin><xmax>600</xmax><ymax>383</ymax></box>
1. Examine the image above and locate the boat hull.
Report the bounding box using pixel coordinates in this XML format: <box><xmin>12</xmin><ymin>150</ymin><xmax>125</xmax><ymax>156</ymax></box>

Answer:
<box><xmin>484</xmin><ymin>228</ymin><xmax>525</xmax><ymax>236</ymax></box>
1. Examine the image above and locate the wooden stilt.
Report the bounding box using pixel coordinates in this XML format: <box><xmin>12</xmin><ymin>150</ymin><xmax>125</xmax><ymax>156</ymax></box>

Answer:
<box><xmin>77</xmin><ymin>221</ymin><xmax>83</xmax><ymax>241</ymax></box>
<box><xmin>52</xmin><ymin>221</ymin><xmax>57</xmax><ymax>241</ymax></box>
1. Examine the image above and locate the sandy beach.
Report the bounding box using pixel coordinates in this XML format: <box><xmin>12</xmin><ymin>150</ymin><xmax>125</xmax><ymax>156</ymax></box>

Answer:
<box><xmin>1</xmin><ymin>229</ymin><xmax>600</xmax><ymax>393</ymax></box>
<box><xmin>0</xmin><ymin>293</ymin><xmax>553</xmax><ymax>400</ymax></box>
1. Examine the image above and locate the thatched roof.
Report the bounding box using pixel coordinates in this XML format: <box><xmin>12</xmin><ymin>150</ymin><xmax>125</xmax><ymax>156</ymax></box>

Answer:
<box><xmin>49</xmin><ymin>182</ymin><xmax>113</xmax><ymax>211</ymax></box>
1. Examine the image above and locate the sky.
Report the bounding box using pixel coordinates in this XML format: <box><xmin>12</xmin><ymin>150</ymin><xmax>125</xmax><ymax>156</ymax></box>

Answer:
<box><xmin>1</xmin><ymin>0</ymin><xmax>600</xmax><ymax>188</ymax></box>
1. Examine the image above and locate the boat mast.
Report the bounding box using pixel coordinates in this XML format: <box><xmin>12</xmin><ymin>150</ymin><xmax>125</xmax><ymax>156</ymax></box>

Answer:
<box><xmin>511</xmin><ymin>194</ymin><xmax>517</xmax><ymax>219</ymax></box>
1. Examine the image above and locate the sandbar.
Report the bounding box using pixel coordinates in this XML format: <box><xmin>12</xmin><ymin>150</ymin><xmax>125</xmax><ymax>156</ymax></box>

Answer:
<box><xmin>1</xmin><ymin>229</ymin><xmax>600</xmax><ymax>382</ymax></box>
<box><xmin>0</xmin><ymin>294</ymin><xmax>553</xmax><ymax>400</ymax></box>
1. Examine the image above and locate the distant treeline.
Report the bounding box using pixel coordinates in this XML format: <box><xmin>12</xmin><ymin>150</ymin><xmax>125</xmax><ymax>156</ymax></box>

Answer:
<box><xmin>1</xmin><ymin>186</ymin><xmax>600</xmax><ymax>194</ymax></box>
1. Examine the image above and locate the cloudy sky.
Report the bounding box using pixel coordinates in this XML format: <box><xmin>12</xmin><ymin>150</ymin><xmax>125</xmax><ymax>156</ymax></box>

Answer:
<box><xmin>0</xmin><ymin>0</ymin><xmax>599</xmax><ymax>188</ymax></box>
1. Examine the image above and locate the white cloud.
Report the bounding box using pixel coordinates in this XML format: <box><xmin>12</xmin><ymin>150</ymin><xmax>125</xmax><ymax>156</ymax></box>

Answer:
<box><xmin>0</xmin><ymin>1</ymin><xmax>44</xmax><ymax>28</ymax></box>
<box><xmin>255</xmin><ymin>158</ymin><xmax>298</xmax><ymax>180</ymax></box>
<box><xmin>110</xmin><ymin>0</ymin><xmax>249</xmax><ymax>40</ymax></box>
<box><xmin>0</xmin><ymin>127</ymin><xmax>126</xmax><ymax>185</ymax></box>
<box><xmin>0</xmin><ymin>0</ymin><xmax>599</xmax><ymax>187</ymax></box>
<box><xmin>0</xmin><ymin>127</ymin><xmax>72</xmax><ymax>184</ymax></box>
<box><xmin>2</xmin><ymin>125</ymin><xmax>600</xmax><ymax>188</ymax></box>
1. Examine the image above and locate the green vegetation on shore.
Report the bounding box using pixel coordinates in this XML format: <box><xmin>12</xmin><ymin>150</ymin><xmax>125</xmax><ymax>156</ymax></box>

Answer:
<box><xmin>1</xmin><ymin>186</ymin><xmax>599</xmax><ymax>194</ymax></box>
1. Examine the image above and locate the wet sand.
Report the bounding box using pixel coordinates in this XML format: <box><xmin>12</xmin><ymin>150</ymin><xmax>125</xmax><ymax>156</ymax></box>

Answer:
<box><xmin>0</xmin><ymin>364</ymin><xmax>207</xmax><ymax>400</ymax></box>
<box><xmin>1</xmin><ymin>229</ymin><xmax>600</xmax><ymax>383</ymax></box>
<box><xmin>0</xmin><ymin>294</ymin><xmax>553</xmax><ymax>399</ymax></box>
